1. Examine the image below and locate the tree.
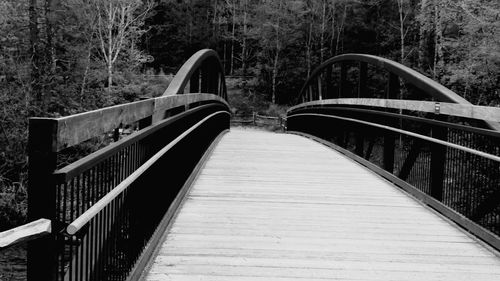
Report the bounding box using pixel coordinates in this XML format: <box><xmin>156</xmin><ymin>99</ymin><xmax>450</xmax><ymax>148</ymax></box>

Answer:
<box><xmin>92</xmin><ymin>0</ymin><xmax>153</xmax><ymax>90</ymax></box>
<box><xmin>252</xmin><ymin>0</ymin><xmax>303</xmax><ymax>103</ymax></box>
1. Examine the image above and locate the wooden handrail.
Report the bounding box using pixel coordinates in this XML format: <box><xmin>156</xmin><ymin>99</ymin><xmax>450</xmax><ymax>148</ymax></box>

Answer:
<box><xmin>288</xmin><ymin>113</ymin><xmax>500</xmax><ymax>163</ymax></box>
<box><xmin>289</xmin><ymin>98</ymin><xmax>500</xmax><ymax>124</ymax></box>
<box><xmin>30</xmin><ymin>93</ymin><xmax>228</xmax><ymax>152</ymax></box>
<box><xmin>0</xmin><ymin>219</ymin><xmax>51</xmax><ymax>249</ymax></box>
<box><xmin>65</xmin><ymin>110</ymin><xmax>230</xmax><ymax>235</ymax></box>
<box><xmin>295</xmin><ymin>54</ymin><xmax>500</xmax><ymax>131</ymax></box>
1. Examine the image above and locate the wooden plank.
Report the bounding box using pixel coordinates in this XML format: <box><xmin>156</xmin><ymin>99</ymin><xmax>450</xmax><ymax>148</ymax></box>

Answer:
<box><xmin>288</xmin><ymin>98</ymin><xmax>500</xmax><ymax>125</ymax></box>
<box><xmin>0</xmin><ymin>219</ymin><xmax>51</xmax><ymax>249</ymax></box>
<box><xmin>142</xmin><ymin>128</ymin><xmax>500</xmax><ymax>281</ymax></box>
<box><xmin>52</xmin><ymin>93</ymin><xmax>227</xmax><ymax>151</ymax></box>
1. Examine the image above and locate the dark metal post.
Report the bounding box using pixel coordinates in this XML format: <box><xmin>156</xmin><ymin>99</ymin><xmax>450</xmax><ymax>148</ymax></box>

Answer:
<box><xmin>355</xmin><ymin>125</ymin><xmax>364</xmax><ymax>157</ymax></box>
<box><xmin>430</xmin><ymin>125</ymin><xmax>447</xmax><ymax>201</ymax></box>
<box><xmin>317</xmin><ymin>77</ymin><xmax>323</xmax><ymax>100</ymax></box>
<box><xmin>339</xmin><ymin>62</ymin><xmax>347</xmax><ymax>98</ymax></box>
<box><xmin>358</xmin><ymin>62</ymin><xmax>367</xmax><ymax>98</ymax></box>
<box><xmin>27</xmin><ymin>118</ymin><xmax>58</xmax><ymax>281</ymax></box>
<box><xmin>190</xmin><ymin>69</ymin><xmax>200</xmax><ymax>93</ymax></box>
<box><xmin>201</xmin><ymin>64</ymin><xmax>210</xmax><ymax>93</ymax></box>
<box><xmin>383</xmin><ymin>73</ymin><xmax>399</xmax><ymax>173</ymax></box>
<box><xmin>138</xmin><ymin>97</ymin><xmax>153</xmax><ymax>128</ymax></box>
<box><xmin>326</xmin><ymin>65</ymin><xmax>333</xmax><ymax>99</ymax></box>
<box><xmin>139</xmin><ymin>117</ymin><xmax>153</xmax><ymax>130</ymax></box>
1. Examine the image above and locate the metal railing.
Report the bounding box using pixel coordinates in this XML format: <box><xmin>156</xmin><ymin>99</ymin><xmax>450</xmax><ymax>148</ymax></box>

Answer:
<box><xmin>288</xmin><ymin>53</ymin><xmax>500</xmax><ymax>252</ymax></box>
<box><xmin>294</xmin><ymin>53</ymin><xmax>499</xmax><ymax>131</ymax></box>
<box><xmin>0</xmin><ymin>49</ymin><xmax>230</xmax><ymax>281</ymax></box>
<box><xmin>288</xmin><ymin>105</ymin><xmax>500</xmax><ymax>251</ymax></box>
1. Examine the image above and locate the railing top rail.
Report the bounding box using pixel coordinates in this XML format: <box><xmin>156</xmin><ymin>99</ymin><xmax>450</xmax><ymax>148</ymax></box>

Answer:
<box><xmin>65</xmin><ymin>110</ymin><xmax>230</xmax><ymax>235</ymax></box>
<box><xmin>163</xmin><ymin>49</ymin><xmax>226</xmax><ymax>97</ymax></box>
<box><xmin>30</xmin><ymin>93</ymin><xmax>227</xmax><ymax>152</ymax></box>
<box><xmin>289</xmin><ymin>112</ymin><xmax>500</xmax><ymax>163</ymax></box>
<box><xmin>297</xmin><ymin>53</ymin><xmax>469</xmax><ymax>105</ymax></box>
<box><xmin>288</xmin><ymin>98</ymin><xmax>500</xmax><ymax>124</ymax></box>
<box><xmin>53</xmin><ymin>103</ymin><xmax>226</xmax><ymax>180</ymax></box>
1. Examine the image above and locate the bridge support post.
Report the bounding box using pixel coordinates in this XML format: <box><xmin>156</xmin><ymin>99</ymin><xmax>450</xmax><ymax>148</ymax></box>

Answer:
<box><xmin>355</xmin><ymin>125</ymin><xmax>364</xmax><ymax>157</ymax></box>
<box><xmin>339</xmin><ymin>62</ymin><xmax>347</xmax><ymax>98</ymax></box>
<box><xmin>201</xmin><ymin>64</ymin><xmax>210</xmax><ymax>93</ymax></box>
<box><xmin>190</xmin><ymin>69</ymin><xmax>200</xmax><ymax>93</ymax></box>
<box><xmin>27</xmin><ymin>118</ymin><xmax>59</xmax><ymax>281</ymax></box>
<box><xmin>430</xmin><ymin>125</ymin><xmax>447</xmax><ymax>201</ymax></box>
<box><xmin>326</xmin><ymin>66</ymin><xmax>333</xmax><ymax>99</ymax></box>
<box><xmin>358</xmin><ymin>62</ymin><xmax>367</xmax><ymax>98</ymax></box>
<box><xmin>383</xmin><ymin>73</ymin><xmax>399</xmax><ymax>173</ymax></box>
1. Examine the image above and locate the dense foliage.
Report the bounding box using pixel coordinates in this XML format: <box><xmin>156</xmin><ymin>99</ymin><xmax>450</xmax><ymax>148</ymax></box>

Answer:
<box><xmin>0</xmin><ymin>0</ymin><xmax>499</xmax><ymax>229</ymax></box>
<box><xmin>143</xmin><ymin>0</ymin><xmax>500</xmax><ymax>105</ymax></box>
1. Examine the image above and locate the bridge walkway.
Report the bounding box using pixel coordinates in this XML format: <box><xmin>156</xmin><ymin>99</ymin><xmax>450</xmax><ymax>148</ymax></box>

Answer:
<box><xmin>142</xmin><ymin>128</ymin><xmax>500</xmax><ymax>281</ymax></box>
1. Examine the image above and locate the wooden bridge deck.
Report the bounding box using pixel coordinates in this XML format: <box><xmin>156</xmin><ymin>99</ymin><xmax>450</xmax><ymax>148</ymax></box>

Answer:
<box><xmin>142</xmin><ymin>128</ymin><xmax>500</xmax><ymax>281</ymax></box>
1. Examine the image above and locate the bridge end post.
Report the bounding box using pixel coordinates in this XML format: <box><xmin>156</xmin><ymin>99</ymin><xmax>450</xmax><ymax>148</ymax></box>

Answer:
<box><xmin>339</xmin><ymin>62</ymin><xmax>347</xmax><ymax>98</ymax></box>
<box><xmin>383</xmin><ymin>73</ymin><xmax>399</xmax><ymax>173</ymax></box>
<box><xmin>430</xmin><ymin>125</ymin><xmax>447</xmax><ymax>201</ymax></box>
<box><xmin>358</xmin><ymin>62</ymin><xmax>368</xmax><ymax>98</ymax></box>
<box><xmin>27</xmin><ymin>118</ymin><xmax>59</xmax><ymax>281</ymax></box>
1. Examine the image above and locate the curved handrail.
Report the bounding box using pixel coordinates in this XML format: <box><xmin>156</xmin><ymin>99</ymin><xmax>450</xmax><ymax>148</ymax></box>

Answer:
<box><xmin>66</xmin><ymin>110</ymin><xmax>230</xmax><ymax>235</ymax></box>
<box><xmin>295</xmin><ymin>54</ymin><xmax>500</xmax><ymax>130</ymax></box>
<box><xmin>296</xmin><ymin>53</ymin><xmax>468</xmax><ymax>104</ymax></box>
<box><xmin>288</xmin><ymin>98</ymin><xmax>500</xmax><ymax>124</ymax></box>
<box><xmin>287</xmin><ymin>111</ymin><xmax>500</xmax><ymax>251</ymax></box>
<box><xmin>163</xmin><ymin>49</ymin><xmax>228</xmax><ymax>100</ymax></box>
<box><xmin>288</xmin><ymin>113</ymin><xmax>500</xmax><ymax>162</ymax></box>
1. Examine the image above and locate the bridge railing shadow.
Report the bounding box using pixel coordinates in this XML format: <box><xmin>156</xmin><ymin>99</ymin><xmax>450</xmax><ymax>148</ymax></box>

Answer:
<box><xmin>288</xmin><ymin>54</ymin><xmax>500</xmax><ymax>254</ymax></box>
<box><xmin>0</xmin><ymin>49</ymin><xmax>230</xmax><ymax>281</ymax></box>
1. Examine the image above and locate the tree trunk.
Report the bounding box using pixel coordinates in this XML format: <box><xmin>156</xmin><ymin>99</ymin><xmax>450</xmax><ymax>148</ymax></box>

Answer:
<box><xmin>45</xmin><ymin>0</ymin><xmax>56</xmax><ymax>73</ymax></box>
<box><xmin>306</xmin><ymin>20</ymin><xmax>312</xmax><ymax>76</ymax></box>
<box><xmin>108</xmin><ymin>61</ymin><xmax>113</xmax><ymax>90</ymax></box>
<box><xmin>272</xmin><ymin>50</ymin><xmax>279</xmax><ymax>104</ymax></box>
<box><xmin>30</xmin><ymin>0</ymin><xmax>41</xmax><ymax>102</ymax></box>
<box><xmin>223</xmin><ymin>41</ymin><xmax>227</xmax><ymax>74</ymax></box>
<box><xmin>241</xmin><ymin>0</ymin><xmax>248</xmax><ymax>75</ymax></box>
<box><xmin>398</xmin><ymin>0</ymin><xmax>405</xmax><ymax>64</ymax></box>
<box><xmin>230</xmin><ymin>0</ymin><xmax>236</xmax><ymax>75</ymax></box>
<box><xmin>433</xmin><ymin>1</ymin><xmax>443</xmax><ymax>79</ymax></box>
<box><xmin>418</xmin><ymin>0</ymin><xmax>429</xmax><ymax>70</ymax></box>
<box><xmin>272</xmin><ymin>0</ymin><xmax>282</xmax><ymax>104</ymax></box>
<box><xmin>329</xmin><ymin>2</ymin><xmax>336</xmax><ymax>57</ymax></box>
<box><xmin>335</xmin><ymin>4</ymin><xmax>347</xmax><ymax>55</ymax></box>
<box><xmin>320</xmin><ymin>0</ymin><xmax>326</xmax><ymax>63</ymax></box>
<box><xmin>213</xmin><ymin>0</ymin><xmax>218</xmax><ymax>40</ymax></box>
<box><xmin>107</xmin><ymin>2</ymin><xmax>113</xmax><ymax>90</ymax></box>
<box><xmin>81</xmin><ymin>45</ymin><xmax>92</xmax><ymax>98</ymax></box>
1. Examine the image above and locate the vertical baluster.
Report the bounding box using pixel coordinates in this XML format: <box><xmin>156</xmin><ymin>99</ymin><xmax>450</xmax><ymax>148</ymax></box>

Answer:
<box><xmin>430</xmin><ymin>124</ymin><xmax>447</xmax><ymax>201</ymax></box>
<box><xmin>339</xmin><ymin>62</ymin><xmax>347</xmax><ymax>98</ymax></box>
<box><xmin>190</xmin><ymin>69</ymin><xmax>200</xmax><ymax>93</ymax></box>
<box><xmin>325</xmin><ymin>65</ymin><xmax>333</xmax><ymax>99</ymax></box>
<box><xmin>358</xmin><ymin>62</ymin><xmax>367</xmax><ymax>98</ymax></box>
<box><xmin>317</xmin><ymin>76</ymin><xmax>323</xmax><ymax>100</ymax></box>
<box><xmin>383</xmin><ymin>73</ymin><xmax>399</xmax><ymax>173</ymax></box>
<box><xmin>201</xmin><ymin>64</ymin><xmax>210</xmax><ymax>93</ymax></box>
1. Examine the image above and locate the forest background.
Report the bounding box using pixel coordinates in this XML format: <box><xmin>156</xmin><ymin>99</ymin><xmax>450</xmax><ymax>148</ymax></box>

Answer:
<box><xmin>0</xmin><ymin>0</ymin><xmax>499</xmax><ymax>229</ymax></box>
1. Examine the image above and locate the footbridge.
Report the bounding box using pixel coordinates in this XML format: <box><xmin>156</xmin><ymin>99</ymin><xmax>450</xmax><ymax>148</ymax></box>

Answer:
<box><xmin>1</xmin><ymin>49</ymin><xmax>500</xmax><ymax>280</ymax></box>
